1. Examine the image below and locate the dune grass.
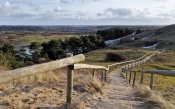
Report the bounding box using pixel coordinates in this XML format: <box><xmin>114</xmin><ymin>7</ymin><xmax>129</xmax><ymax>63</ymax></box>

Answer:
<box><xmin>84</xmin><ymin>47</ymin><xmax>152</xmax><ymax>67</ymax></box>
<box><xmin>131</xmin><ymin>50</ymin><xmax>175</xmax><ymax>104</ymax></box>
<box><xmin>134</xmin><ymin>84</ymin><xmax>175</xmax><ymax>109</ymax></box>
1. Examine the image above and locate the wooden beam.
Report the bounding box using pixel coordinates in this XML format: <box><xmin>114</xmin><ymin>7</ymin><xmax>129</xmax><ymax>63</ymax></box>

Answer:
<box><xmin>140</xmin><ymin>71</ymin><xmax>144</xmax><ymax>84</ymax></box>
<box><xmin>67</xmin><ymin>64</ymin><xmax>74</xmax><ymax>107</ymax></box>
<box><xmin>150</xmin><ymin>73</ymin><xmax>154</xmax><ymax>90</ymax></box>
<box><xmin>133</xmin><ymin>72</ymin><xmax>136</xmax><ymax>87</ymax></box>
<box><xmin>74</xmin><ymin>64</ymin><xmax>108</xmax><ymax>70</ymax></box>
<box><xmin>0</xmin><ymin>54</ymin><xmax>85</xmax><ymax>84</ymax></box>
<box><xmin>129</xmin><ymin>71</ymin><xmax>132</xmax><ymax>83</ymax></box>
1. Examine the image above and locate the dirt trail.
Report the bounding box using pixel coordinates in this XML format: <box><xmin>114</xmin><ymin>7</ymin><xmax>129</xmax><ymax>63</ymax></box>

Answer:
<box><xmin>89</xmin><ymin>69</ymin><xmax>146</xmax><ymax>109</ymax></box>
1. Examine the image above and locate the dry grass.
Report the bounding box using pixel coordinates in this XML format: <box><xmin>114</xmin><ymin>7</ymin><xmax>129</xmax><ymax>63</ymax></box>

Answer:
<box><xmin>132</xmin><ymin>50</ymin><xmax>175</xmax><ymax>103</ymax></box>
<box><xmin>84</xmin><ymin>47</ymin><xmax>152</xmax><ymax>67</ymax></box>
<box><xmin>0</xmin><ymin>68</ymin><xmax>105</xmax><ymax>108</ymax></box>
<box><xmin>134</xmin><ymin>84</ymin><xmax>175</xmax><ymax>109</ymax></box>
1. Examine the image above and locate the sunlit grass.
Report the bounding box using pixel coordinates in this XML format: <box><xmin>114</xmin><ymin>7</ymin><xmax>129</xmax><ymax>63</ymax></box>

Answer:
<box><xmin>12</xmin><ymin>34</ymin><xmax>79</xmax><ymax>45</ymax></box>
<box><xmin>131</xmin><ymin>50</ymin><xmax>175</xmax><ymax>103</ymax></box>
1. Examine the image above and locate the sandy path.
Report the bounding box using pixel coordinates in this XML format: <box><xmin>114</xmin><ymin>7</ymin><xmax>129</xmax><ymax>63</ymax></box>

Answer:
<box><xmin>89</xmin><ymin>69</ymin><xmax>146</xmax><ymax>109</ymax></box>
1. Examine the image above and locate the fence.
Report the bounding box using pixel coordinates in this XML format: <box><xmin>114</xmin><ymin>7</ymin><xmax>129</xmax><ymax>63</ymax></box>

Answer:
<box><xmin>121</xmin><ymin>50</ymin><xmax>175</xmax><ymax>90</ymax></box>
<box><xmin>0</xmin><ymin>51</ymin><xmax>158</xmax><ymax>108</ymax></box>
<box><xmin>125</xmin><ymin>70</ymin><xmax>175</xmax><ymax>90</ymax></box>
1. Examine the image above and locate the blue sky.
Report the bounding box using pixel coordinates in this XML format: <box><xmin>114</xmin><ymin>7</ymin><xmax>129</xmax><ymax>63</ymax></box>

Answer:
<box><xmin>0</xmin><ymin>0</ymin><xmax>175</xmax><ymax>25</ymax></box>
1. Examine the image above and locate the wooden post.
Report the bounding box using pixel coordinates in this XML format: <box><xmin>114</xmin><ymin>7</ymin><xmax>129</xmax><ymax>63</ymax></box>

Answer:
<box><xmin>67</xmin><ymin>64</ymin><xmax>74</xmax><ymax>108</ymax></box>
<box><xmin>133</xmin><ymin>72</ymin><xmax>136</xmax><ymax>87</ymax></box>
<box><xmin>93</xmin><ymin>69</ymin><xmax>96</xmax><ymax>77</ymax></box>
<box><xmin>150</xmin><ymin>73</ymin><xmax>154</xmax><ymax>90</ymax></box>
<box><xmin>101</xmin><ymin>69</ymin><xmax>104</xmax><ymax>81</ymax></box>
<box><xmin>129</xmin><ymin>71</ymin><xmax>132</xmax><ymax>83</ymax></box>
<box><xmin>105</xmin><ymin>65</ymin><xmax>109</xmax><ymax>82</ymax></box>
<box><xmin>140</xmin><ymin>71</ymin><xmax>144</xmax><ymax>84</ymax></box>
<box><xmin>66</xmin><ymin>53</ymin><xmax>74</xmax><ymax>108</ymax></box>
<box><xmin>104</xmin><ymin>70</ymin><xmax>108</xmax><ymax>82</ymax></box>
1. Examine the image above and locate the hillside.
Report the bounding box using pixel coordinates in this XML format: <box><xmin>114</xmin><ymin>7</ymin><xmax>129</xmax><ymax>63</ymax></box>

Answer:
<box><xmin>118</xmin><ymin>24</ymin><xmax>175</xmax><ymax>50</ymax></box>
<box><xmin>156</xmin><ymin>24</ymin><xmax>175</xmax><ymax>35</ymax></box>
<box><xmin>0</xmin><ymin>25</ymin><xmax>175</xmax><ymax>108</ymax></box>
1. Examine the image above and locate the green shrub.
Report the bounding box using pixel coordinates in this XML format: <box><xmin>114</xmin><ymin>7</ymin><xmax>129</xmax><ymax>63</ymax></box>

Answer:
<box><xmin>106</xmin><ymin>52</ymin><xmax>125</xmax><ymax>62</ymax></box>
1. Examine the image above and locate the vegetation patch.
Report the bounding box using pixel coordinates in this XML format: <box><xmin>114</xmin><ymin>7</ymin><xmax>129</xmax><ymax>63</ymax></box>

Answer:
<box><xmin>134</xmin><ymin>84</ymin><xmax>174</xmax><ymax>109</ymax></box>
<box><xmin>132</xmin><ymin>51</ymin><xmax>175</xmax><ymax>104</ymax></box>
<box><xmin>106</xmin><ymin>52</ymin><xmax>126</xmax><ymax>62</ymax></box>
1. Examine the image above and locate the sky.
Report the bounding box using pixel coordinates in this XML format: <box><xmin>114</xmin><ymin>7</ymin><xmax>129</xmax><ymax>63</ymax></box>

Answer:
<box><xmin>0</xmin><ymin>0</ymin><xmax>175</xmax><ymax>25</ymax></box>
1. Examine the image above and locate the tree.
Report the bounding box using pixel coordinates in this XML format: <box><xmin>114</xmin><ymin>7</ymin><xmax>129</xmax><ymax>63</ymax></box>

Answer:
<box><xmin>16</xmin><ymin>48</ymin><xmax>29</xmax><ymax>62</ymax></box>
<box><xmin>2</xmin><ymin>43</ymin><xmax>16</xmax><ymax>55</ymax></box>
<box><xmin>68</xmin><ymin>37</ymin><xmax>83</xmax><ymax>54</ymax></box>
<box><xmin>29</xmin><ymin>42</ymin><xmax>41</xmax><ymax>62</ymax></box>
<box><xmin>81</xmin><ymin>36</ymin><xmax>93</xmax><ymax>52</ymax></box>
<box><xmin>42</xmin><ymin>39</ymin><xmax>66</xmax><ymax>60</ymax></box>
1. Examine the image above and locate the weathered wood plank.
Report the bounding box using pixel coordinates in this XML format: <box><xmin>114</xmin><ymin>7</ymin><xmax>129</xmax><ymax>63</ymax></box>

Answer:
<box><xmin>140</xmin><ymin>71</ymin><xmax>144</xmax><ymax>84</ymax></box>
<box><xmin>133</xmin><ymin>72</ymin><xmax>136</xmax><ymax>87</ymax></box>
<box><xmin>74</xmin><ymin>64</ymin><xmax>108</xmax><ymax>70</ymax></box>
<box><xmin>150</xmin><ymin>73</ymin><xmax>154</xmax><ymax>90</ymax></box>
<box><xmin>108</xmin><ymin>51</ymin><xmax>157</xmax><ymax>67</ymax></box>
<box><xmin>129</xmin><ymin>71</ymin><xmax>132</xmax><ymax>83</ymax></box>
<box><xmin>67</xmin><ymin>65</ymin><xmax>74</xmax><ymax>107</ymax></box>
<box><xmin>0</xmin><ymin>54</ymin><xmax>85</xmax><ymax>84</ymax></box>
<box><xmin>131</xmin><ymin>70</ymin><xmax>175</xmax><ymax>77</ymax></box>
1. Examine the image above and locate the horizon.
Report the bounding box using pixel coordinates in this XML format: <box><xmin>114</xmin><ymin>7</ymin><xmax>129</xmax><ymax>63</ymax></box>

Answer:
<box><xmin>0</xmin><ymin>0</ymin><xmax>175</xmax><ymax>25</ymax></box>
<box><xmin>0</xmin><ymin>24</ymin><xmax>168</xmax><ymax>27</ymax></box>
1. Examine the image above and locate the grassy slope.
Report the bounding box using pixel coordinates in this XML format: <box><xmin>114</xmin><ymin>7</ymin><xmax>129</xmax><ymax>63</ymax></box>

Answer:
<box><xmin>11</xmin><ymin>34</ymin><xmax>79</xmax><ymax>45</ymax></box>
<box><xmin>132</xmin><ymin>50</ymin><xmax>175</xmax><ymax>104</ymax></box>
<box><xmin>83</xmin><ymin>47</ymin><xmax>152</xmax><ymax>66</ymax></box>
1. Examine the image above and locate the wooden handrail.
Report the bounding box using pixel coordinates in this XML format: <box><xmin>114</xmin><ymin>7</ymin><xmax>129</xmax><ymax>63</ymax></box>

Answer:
<box><xmin>0</xmin><ymin>54</ymin><xmax>85</xmax><ymax>84</ymax></box>
<box><xmin>127</xmin><ymin>70</ymin><xmax>175</xmax><ymax>90</ymax></box>
<box><xmin>108</xmin><ymin>51</ymin><xmax>157</xmax><ymax>67</ymax></box>
<box><xmin>131</xmin><ymin>70</ymin><xmax>175</xmax><ymax>77</ymax></box>
<box><xmin>74</xmin><ymin>64</ymin><xmax>108</xmax><ymax>70</ymax></box>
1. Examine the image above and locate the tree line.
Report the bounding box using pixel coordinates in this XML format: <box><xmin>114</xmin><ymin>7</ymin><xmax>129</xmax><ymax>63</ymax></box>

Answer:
<box><xmin>97</xmin><ymin>28</ymin><xmax>134</xmax><ymax>40</ymax></box>
<box><xmin>0</xmin><ymin>27</ymin><xmax>137</xmax><ymax>69</ymax></box>
<box><xmin>0</xmin><ymin>35</ymin><xmax>105</xmax><ymax>69</ymax></box>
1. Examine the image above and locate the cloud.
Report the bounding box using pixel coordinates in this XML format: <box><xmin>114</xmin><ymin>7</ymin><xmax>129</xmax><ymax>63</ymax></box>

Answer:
<box><xmin>105</xmin><ymin>8</ymin><xmax>132</xmax><ymax>16</ymax></box>
<box><xmin>54</xmin><ymin>4</ymin><xmax>61</xmax><ymax>12</ymax></box>
<box><xmin>0</xmin><ymin>2</ymin><xmax>20</xmax><ymax>15</ymax></box>
<box><xmin>59</xmin><ymin>0</ymin><xmax>69</xmax><ymax>3</ymax></box>
<box><xmin>153</xmin><ymin>0</ymin><xmax>168</xmax><ymax>1</ymax></box>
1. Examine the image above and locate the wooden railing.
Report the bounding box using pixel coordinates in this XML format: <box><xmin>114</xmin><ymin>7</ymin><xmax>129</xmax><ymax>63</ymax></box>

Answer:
<box><xmin>0</xmin><ymin>54</ymin><xmax>85</xmax><ymax>84</ymax></box>
<box><xmin>0</xmin><ymin>51</ymin><xmax>158</xmax><ymax>108</ymax></box>
<box><xmin>121</xmin><ymin>51</ymin><xmax>160</xmax><ymax>88</ymax></box>
<box><xmin>125</xmin><ymin>70</ymin><xmax>175</xmax><ymax>90</ymax></box>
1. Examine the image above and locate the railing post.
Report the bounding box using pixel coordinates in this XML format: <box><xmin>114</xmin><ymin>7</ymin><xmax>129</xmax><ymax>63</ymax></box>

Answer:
<box><xmin>105</xmin><ymin>65</ymin><xmax>109</xmax><ymax>82</ymax></box>
<box><xmin>104</xmin><ymin>70</ymin><xmax>108</xmax><ymax>82</ymax></box>
<box><xmin>150</xmin><ymin>73</ymin><xmax>154</xmax><ymax>90</ymax></box>
<box><xmin>66</xmin><ymin>53</ymin><xmax>74</xmax><ymax>108</ymax></box>
<box><xmin>93</xmin><ymin>69</ymin><xmax>96</xmax><ymax>77</ymax></box>
<box><xmin>140</xmin><ymin>71</ymin><xmax>144</xmax><ymax>84</ymax></box>
<box><xmin>133</xmin><ymin>71</ymin><xmax>136</xmax><ymax>87</ymax></box>
<box><xmin>101</xmin><ymin>69</ymin><xmax>104</xmax><ymax>81</ymax></box>
<box><xmin>129</xmin><ymin>71</ymin><xmax>132</xmax><ymax>83</ymax></box>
